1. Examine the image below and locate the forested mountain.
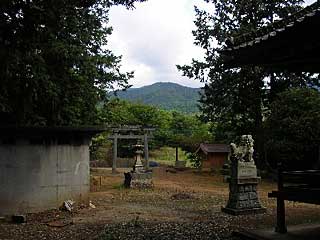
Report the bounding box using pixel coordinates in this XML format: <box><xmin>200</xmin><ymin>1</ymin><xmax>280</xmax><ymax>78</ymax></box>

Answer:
<box><xmin>114</xmin><ymin>82</ymin><xmax>201</xmax><ymax>113</ymax></box>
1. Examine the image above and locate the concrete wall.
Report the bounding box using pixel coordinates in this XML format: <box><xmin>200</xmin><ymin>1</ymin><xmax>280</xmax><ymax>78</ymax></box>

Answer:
<box><xmin>0</xmin><ymin>141</ymin><xmax>90</xmax><ymax>215</ymax></box>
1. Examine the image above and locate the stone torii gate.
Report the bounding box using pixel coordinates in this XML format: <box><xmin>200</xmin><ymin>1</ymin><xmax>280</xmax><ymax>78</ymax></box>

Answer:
<box><xmin>108</xmin><ymin>126</ymin><xmax>155</xmax><ymax>174</ymax></box>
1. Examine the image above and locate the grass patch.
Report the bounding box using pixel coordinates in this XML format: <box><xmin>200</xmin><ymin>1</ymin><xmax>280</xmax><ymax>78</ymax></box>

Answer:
<box><xmin>149</xmin><ymin>147</ymin><xmax>193</xmax><ymax>167</ymax></box>
<box><xmin>112</xmin><ymin>183</ymin><xmax>125</xmax><ymax>190</ymax></box>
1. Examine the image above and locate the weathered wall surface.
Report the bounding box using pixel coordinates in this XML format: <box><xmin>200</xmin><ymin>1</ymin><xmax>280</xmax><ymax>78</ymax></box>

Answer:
<box><xmin>0</xmin><ymin>142</ymin><xmax>90</xmax><ymax>215</ymax></box>
<box><xmin>202</xmin><ymin>153</ymin><xmax>228</xmax><ymax>171</ymax></box>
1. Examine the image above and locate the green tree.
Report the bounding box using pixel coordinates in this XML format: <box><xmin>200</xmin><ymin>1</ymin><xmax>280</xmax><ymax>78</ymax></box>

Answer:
<box><xmin>98</xmin><ymin>99</ymin><xmax>135</xmax><ymax>125</ymax></box>
<box><xmin>162</xmin><ymin>111</ymin><xmax>212</xmax><ymax>152</ymax></box>
<box><xmin>97</xmin><ymin>98</ymin><xmax>167</xmax><ymax>127</ymax></box>
<box><xmin>177</xmin><ymin>0</ymin><xmax>311</xmax><ymax>167</ymax></box>
<box><xmin>265</xmin><ymin>88</ymin><xmax>320</xmax><ymax>170</ymax></box>
<box><xmin>97</xmin><ymin>99</ymin><xmax>212</xmax><ymax>153</ymax></box>
<box><xmin>0</xmin><ymin>0</ymin><xmax>145</xmax><ymax>126</ymax></box>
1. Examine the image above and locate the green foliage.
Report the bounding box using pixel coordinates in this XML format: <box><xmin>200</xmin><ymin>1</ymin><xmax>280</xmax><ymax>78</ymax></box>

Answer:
<box><xmin>112</xmin><ymin>183</ymin><xmax>125</xmax><ymax>190</ymax></box>
<box><xmin>177</xmin><ymin>0</ymin><xmax>314</xmax><ymax>167</ymax></box>
<box><xmin>164</xmin><ymin>111</ymin><xmax>212</xmax><ymax>152</ymax></box>
<box><xmin>265</xmin><ymin>88</ymin><xmax>320</xmax><ymax>170</ymax></box>
<box><xmin>98</xmin><ymin>99</ymin><xmax>165</xmax><ymax>127</ymax></box>
<box><xmin>187</xmin><ymin>152</ymin><xmax>201</xmax><ymax>169</ymax></box>
<box><xmin>96</xmin><ymin>99</ymin><xmax>212</xmax><ymax>156</ymax></box>
<box><xmin>0</xmin><ymin>0</ymin><xmax>144</xmax><ymax>126</ymax></box>
<box><xmin>90</xmin><ymin>132</ymin><xmax>111</xmax><ymax>161</ymax></box>
<box><xmin>115</xmin><ymin>82</ymin><xmax>201</xmax><ymax>114</ymax></box>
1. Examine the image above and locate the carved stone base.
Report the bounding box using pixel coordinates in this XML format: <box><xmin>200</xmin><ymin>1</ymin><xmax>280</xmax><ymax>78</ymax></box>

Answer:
<box><xmin>223</xmin><ymin>182</ymin><xmax>266</xmax><ymax>215</ymax></box>
<box><xmin>222</xmin><ymin>207</ymin><xmax>266</xmax><ymax>215</ymax></box>
<box><xmin>124</xmin><ymin>172</ymin><xmax>153</xmax><ymax>189</ymax></box>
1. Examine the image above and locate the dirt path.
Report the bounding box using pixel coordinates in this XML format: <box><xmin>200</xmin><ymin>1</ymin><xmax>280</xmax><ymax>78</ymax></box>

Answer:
<box><xmin>1</xmin><ymin>167</ymin><xmax>320</xmax><ymax>240</ymax></box>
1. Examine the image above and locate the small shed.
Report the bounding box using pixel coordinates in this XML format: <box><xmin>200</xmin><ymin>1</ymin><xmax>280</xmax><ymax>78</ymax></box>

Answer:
<box><xmin>0</xmin><ymin>126</ymin><xmax>104</xmax><ymax>215</ymax></box>
<box><xmin>195</xmin><ymin>143</ymin><xmax>230</xmax><ymax>171</ymax></box>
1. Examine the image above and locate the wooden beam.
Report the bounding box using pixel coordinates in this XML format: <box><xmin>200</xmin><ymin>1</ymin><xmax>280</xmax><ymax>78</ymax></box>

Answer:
<box><xmin>111</xmin><ymin>127</ymin><xmax>156</xmax><ymax>132</ymax></box>
<box><xmin>108</xmin><ymin>135</ymin><xmax>154</xmax><ymax>140</ymax></box>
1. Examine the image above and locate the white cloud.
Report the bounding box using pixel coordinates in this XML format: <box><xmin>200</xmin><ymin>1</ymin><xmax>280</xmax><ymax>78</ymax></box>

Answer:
<box><xmin>109</xmin><ymin>0</ymin><xmax>313</xmax><ymax>89</ymax></box>
<box><xmin>108</xmin><ymin>0</ymin><xmax>209</xmax><ymax>88</ymax></box>
<box><xmin>129</xmin><ymin>63</ymin><xmax>155</xmax><ymax>87</ymax></box>
<box><xmin>304</xmin><ymin>0</ymin><xmax>316</xmax><ymax>6</ymax></box>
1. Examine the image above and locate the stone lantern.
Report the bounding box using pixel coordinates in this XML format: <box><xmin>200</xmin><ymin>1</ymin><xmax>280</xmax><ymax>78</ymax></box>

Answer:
<box><xmin>124</xmin><ymin>140</ymin><xmax>153</xmax><ymax>189</ymax></box>
<box><xmin>133</xmin><ymin>141</ymin><xmax>145</xmax><ymax>173</ymax></box>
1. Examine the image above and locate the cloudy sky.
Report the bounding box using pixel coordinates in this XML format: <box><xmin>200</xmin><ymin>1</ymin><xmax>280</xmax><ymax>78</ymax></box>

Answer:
<box><xmin>108</xmin><ymin>0</ymin><xmax>316</xmax><ymax>89</ymax></box>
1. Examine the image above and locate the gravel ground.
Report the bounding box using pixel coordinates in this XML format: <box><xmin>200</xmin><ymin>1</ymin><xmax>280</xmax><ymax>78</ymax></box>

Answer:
<box><xmin>98</xmin><ymin>221</ymin><xmax>240</xmax><ymax>240</ymax></box>
<box><xmin>1</xmin><ymin>168</ymin><xmax>320</xmax><ymax>240</ymax></box>
<box><xmin>96</xmin><ymin>205</ymin><xmax>272</xmax><ymax>240</ymax></box>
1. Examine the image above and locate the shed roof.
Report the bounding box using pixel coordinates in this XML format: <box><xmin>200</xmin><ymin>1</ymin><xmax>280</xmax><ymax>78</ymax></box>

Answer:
<box><xmin>222</xmin><ymin>1</ymin><xmax>320</xmax><ymax>72</ymax></box>
<box><xmin>0</xmin><ymin>126</ymin><xmax>106</xmax><ymax>139</ymax></box>
<box><xmin>196</xmin><ymin>143</ymin><xmax>230</xmax><ymax>155</ymax></box>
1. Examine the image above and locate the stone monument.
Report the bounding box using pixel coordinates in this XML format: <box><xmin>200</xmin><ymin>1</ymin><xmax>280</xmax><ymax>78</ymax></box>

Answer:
<box><xmin>124</xmin><ymin>141</ymin><xmax>153</xmax><ymax>189</ymax></box>
<box><xmin>222</xmin><ymin>135</ymin><xmax>266</xmax><ymax>215</ymax></box>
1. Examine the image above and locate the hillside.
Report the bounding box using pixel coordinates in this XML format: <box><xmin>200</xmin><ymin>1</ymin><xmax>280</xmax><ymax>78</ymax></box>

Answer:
<box><xmin>115</xmin><ymin>82</ymin><xmax>201</xmax><ymax>113</ymax></box>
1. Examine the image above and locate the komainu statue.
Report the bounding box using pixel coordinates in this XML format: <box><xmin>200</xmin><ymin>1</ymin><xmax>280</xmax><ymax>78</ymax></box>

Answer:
<box><xmin>230</xmin><ymin>135</ymin><xmax>254</xmax><ymax>163</ymax></box>
<box><xmin>222</xmin><ymin>135</ymin><xmax>266</xmax><ymax>215</ymax></box>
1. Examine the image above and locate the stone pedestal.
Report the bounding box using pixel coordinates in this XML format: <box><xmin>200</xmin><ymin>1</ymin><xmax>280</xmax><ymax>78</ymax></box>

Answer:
<box><xmin>124</xmin><ymin>171</ymin><xmax>153</xmax><ymax>189</ymax></box>
<box><xmin>130</xmin><ymin>172</ymin><xmax>153</xmax><ymax>189</ymax></box>
<box><xmin>222</xmin><ymin>163</ymin><xmax>266</xmax><ymax>215</ymax></box>
<box><xmin>222</xmin><ymin>180</ymin><xmax>266</xmax><ymax>215</ymax></box>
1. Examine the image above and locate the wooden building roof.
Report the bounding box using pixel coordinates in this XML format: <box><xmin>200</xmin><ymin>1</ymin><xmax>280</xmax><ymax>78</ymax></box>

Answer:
<box><xmin>222</xmin><ymin>1</ymin><xmax>320</xmax><ymax>72</ymax></box>
<box><xmin>196</xmin><ymin>143</ymin><xmax>230</xmax><ymax>155</ymax></box>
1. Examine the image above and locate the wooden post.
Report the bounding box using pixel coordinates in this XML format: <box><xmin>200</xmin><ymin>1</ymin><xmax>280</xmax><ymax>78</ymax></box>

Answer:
<box><xmin>275</xmin><ymin>162</ymin><xmax>287</xmax><ymax>233</ymax></box>
<box><xmin>144</xmin><ymin>133</ymin><xmax>149</xmax><ymax>171</ymax></box>
<box><xmin>176</xmin><ymin>146</ymin><xmax>179</xmax><ymax>162</ymax></box>
<box><xmin>318</xmin><ymin>146</ymin><xmax>320</xmax><ymax>168</ymax></box>
<box><xmin>112</xmin><ymin>132</ymin><xmax>118</xmax><ymax>174</ymax></box>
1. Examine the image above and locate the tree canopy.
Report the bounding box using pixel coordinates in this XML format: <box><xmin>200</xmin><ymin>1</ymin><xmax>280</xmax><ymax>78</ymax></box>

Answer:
<box><xmin>0</xmin><ymin>0</ymin><xmax>145</xmax><ymax>126</ymax></box>
<box><xmin>177</xmin><ymin>0</ymin><xmax>319</xmax><ymax>167</ymax></box>
<box><xmin>265</xmin><ymin>88</ymin><xmax>320</xmax><ymax>170</ymax></box>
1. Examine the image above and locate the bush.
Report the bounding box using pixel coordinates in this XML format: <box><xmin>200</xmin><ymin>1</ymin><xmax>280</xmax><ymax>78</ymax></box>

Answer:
<box><xmin>90</xmin><ymin>132</ymin><xmax>109</xmax><ymax>161</ymax></box>
<box><xmin>187</xmin><ymin>152</ymin><xmax>201</xmax><ymax>169</ymax></box>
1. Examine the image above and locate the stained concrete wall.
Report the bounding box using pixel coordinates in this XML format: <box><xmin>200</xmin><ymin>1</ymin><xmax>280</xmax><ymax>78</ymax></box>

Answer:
<box><xmin>0</xmin><ymin>141</ymin><xmax>90</xmax><ymax>215</ymax></box>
